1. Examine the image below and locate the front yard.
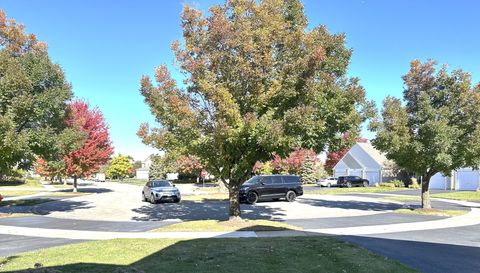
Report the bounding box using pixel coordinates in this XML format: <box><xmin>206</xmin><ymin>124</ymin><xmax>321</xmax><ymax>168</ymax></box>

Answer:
<box><xmin>0</xmin><ymin>237</ymin><xmax>416</xmax><ymax>273</ymax></box>
<box><xmin>431</xmin><ymin>191</ymin><xmax>480</xmax><ymax>201</ymax></box>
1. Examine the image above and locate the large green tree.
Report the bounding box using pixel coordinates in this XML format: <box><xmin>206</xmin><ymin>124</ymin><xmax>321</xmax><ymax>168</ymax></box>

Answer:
<box><xmin>371</xmin><ymin>60</ymin><xmax>480</xmax><ymax>208</ymax></box>
<box><xmin>139</xmin><ymin>0</ymin><xmax>372</xmax><ymax>219</ymax></box>
<box><xmin>0</xmin><ymin>10</ymin><xmax>72</xmax><ymax>178</ymax></box>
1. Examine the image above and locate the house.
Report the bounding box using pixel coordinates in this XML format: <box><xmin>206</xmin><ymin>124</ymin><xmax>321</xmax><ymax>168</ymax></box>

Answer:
<box><xmin>135</xmin><ymin>155</ymin><xmax>153</xmax><ymax>180</ymax></box>
<box><xmin>333</xmin><ymin>142</ymin><xmax>396</xmax><ymax>185</ymax></box>
<box><xmin>429</xmin><ymin>169</ymin><xmax>480</xmax><ymax>190</ymax></box>
<box><xmin>334</xmin><ymin>142</ymin><xmax>480</xmax><ymax>190</ymax></box>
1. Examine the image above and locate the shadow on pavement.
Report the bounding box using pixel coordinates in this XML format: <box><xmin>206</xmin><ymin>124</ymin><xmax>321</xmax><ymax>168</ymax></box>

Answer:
<box><xmin>340</xmin><ymin>235</ymin><xmax>480</xmax><ymax>273</ymax></box>
<box><xmin>297</xmin><ymin>197</ymin><xmax>404</xmax><ymax>211</ymax></box>
<box><xmin>2</xmin><ymin>227</ymin><xmax>423</xmax><ymax>273</ymax></box>
<box><xmin>33</xmin><ymin>200</ymin><xmax>94</xmax><ymax>215</ymax></box>
<box><xmin>131</xmin><ymin>200</ymin><xmax>287</xmax><ymax>221</ymax></box>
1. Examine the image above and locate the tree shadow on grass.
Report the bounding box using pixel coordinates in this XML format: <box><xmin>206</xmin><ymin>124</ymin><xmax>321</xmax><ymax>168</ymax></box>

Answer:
<box><xmin>2</xmin><ymin>230</ymin><xmax>428</xmax><ymax>273</ymax></box>
<box><xmin>131</xmin><ymin>200</ymin><xmax>287</xmax><ymax>221</ymax></box>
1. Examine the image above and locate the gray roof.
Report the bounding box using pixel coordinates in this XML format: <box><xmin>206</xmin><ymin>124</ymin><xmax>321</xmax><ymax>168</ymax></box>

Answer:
<box><xmin>357</xmin><ymin>142</ymin><xmax>391</xmax><ymax>166</ymax></box>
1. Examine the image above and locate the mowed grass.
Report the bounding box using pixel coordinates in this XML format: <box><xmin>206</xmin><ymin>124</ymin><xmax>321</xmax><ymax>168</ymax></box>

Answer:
<box><xmin>0</xmin><ymin>199</ymin><xmax>54</xmax><ymax>207</ymax></box>
<box><xmin>0</xmin><ymin>190</ymin><xmax>42</xmax><ymax>197</ymax></box>
<box><xmin>0</xmin><ymin>213</ymin><xmax>32</xmax><ymax>218</ymax></box>
<box><xmin>0</xmin><ymin>178</ymin><xmax>44</xmax><ymax>188</ymax></box>
<box><xmin>182</xmin><ymin>193</ymin><xmax>229</xmax><ymax>201</ymax></box>
<box><xmin>394</xmin><ymin>208</ymin><xmax>468</xmax><ymax>217</ymax></box>
<box><xmin>307</xmin><ymin>187</ymin><xmax>408</xmax><ymax>195</ymax></box>
<box><xmin>43</xmin><ymin>192</ymin><xmax>91</xmax><ymax>197</ymax></box>
<box><xmin>0</xmin><ymin>237</ymin><xmax>417</xmax><ymax>273</ymax></box>
<box><xmin>152</xmin><ymin>220</ymin><xmax>302</xmax><ymax>232</ymax></box>
<box><xmin>382</xmin><ymin>196</ymin><xmax>421</xmax><ymax>201</ymax></box>
<box><xmin>431</xmin><ymin>191</ymin><xmax>480</xmax><ymax>201</ymax></box>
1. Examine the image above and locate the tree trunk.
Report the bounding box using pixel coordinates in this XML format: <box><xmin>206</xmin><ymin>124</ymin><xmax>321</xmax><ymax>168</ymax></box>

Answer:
<box><xmin>228</xmin><ymin>183</ymin><xmax>241</xmax><ymax>220</ymax></box>
<box><xmin>421</xmin><ymin>175</ymin><xmax>431</xmax><ymax>209</ymax></box>
<box><xmin>73</xmin><ymin>175</ymin><xmax>78</xmax><ymax>193</ymax></box>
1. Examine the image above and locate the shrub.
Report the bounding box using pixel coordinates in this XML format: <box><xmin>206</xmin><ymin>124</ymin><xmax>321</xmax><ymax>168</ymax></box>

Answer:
<box><xmin>391</xmin><ymin>179</ymin><xmax>405</xmax><ymax>188</ymax></box>
<box><xmin>409</xmin><ymin>178</ymin><xmax>420</xmax><ymax>189</ymax></box>
<box><xmin>379</xmin><ymin>182</ymin><xmax>395</xmax><ymax>188</ymax></box>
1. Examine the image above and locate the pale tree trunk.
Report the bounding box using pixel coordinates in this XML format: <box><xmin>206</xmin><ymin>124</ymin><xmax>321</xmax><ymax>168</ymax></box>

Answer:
<box><xmin>73</xmin><ymin>175</ymin><xmax>78</xmax><ymax>193</ymax></box>
<box><xmin>227</xmin><ymin>183</ymin><xmax>241</xmax><ymax>220</ymax></box>
<box><xmin>421</xmin><ymin>175</ymin><xmax>432</xmax><ymax>209</ymax></box>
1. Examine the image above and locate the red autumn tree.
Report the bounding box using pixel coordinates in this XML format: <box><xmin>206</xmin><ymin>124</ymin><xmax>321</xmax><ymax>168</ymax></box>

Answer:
<box><xmin>63</xmin><ymin>100</ymin><xmax>113</xmax><ymax>191</ymax></box>
<box><xmin>325</xmin><ymin>137</ymin><xmax>368</xmax><ymax>172</ymax></box>
<box><xmin>176</xmin><ymin>155</ymin><xmax>203</xmax><ymax>177</ymax></box>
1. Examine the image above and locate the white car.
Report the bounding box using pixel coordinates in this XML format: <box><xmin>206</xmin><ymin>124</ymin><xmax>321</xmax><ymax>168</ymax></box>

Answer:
<box><xmin>317</xmin><ymin>177</ymin><xmax>338</xmax><ymax>187</ymax></box>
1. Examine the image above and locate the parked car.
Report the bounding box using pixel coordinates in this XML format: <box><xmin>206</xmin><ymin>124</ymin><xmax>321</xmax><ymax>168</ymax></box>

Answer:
<box><xmin>239</xmin><ymin>175</ymin><xmax>303</xmax><ymax>204</ymax></box>
<box><xmin>317</xmin><ymin>177</ymin><xmax>338</xmax><ymax>187</ymax></box>
<box><xmin>142</xmin><ymin>180</ymin><xmax>181</xmax><ymax>203</ymax></box>
<box><xmin>337</xmin><ymin>176</ymin><xmax>369</xmax><ymax>188</ymax></box>
<box><xmin>94</xmin><ymin>173</ymin><xmax>106</xmax><ymax>182</ymax></box>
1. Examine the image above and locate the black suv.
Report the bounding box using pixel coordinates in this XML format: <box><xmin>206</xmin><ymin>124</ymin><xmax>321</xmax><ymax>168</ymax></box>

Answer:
<box><xmin>337</xmin><ymin>176</ymin><xmax>369</xmax><ymax>188</ymax></box>
<box><xmin>239</xmin><ymin>175</ymin><xmax>303</xmax><ymax>204</ymax></box>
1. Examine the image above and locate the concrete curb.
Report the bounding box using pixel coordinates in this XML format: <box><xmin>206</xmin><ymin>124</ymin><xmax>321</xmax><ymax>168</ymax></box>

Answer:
<box><xmin>0</xmin><ymin>207</ymin><xmax>478</xmax><ymax>240</ymax></box>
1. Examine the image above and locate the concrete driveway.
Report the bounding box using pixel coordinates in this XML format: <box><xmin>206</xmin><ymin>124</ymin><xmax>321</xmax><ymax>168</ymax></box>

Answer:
<box><xmin>22</xmin><ymin>182</ymin><xmax>403</xmax><ymax>222</ymax></box>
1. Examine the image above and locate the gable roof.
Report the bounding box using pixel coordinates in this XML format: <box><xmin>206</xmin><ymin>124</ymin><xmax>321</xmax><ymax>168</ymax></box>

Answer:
<box><xmin>356</xmin><ymin>142</ymin><xmax>390</xmax><ymax>166</ymax></box>
<box><xmin>333</xmin><ymin>142</ymin><xmax>393</xmax><ymax>170</ymax></box>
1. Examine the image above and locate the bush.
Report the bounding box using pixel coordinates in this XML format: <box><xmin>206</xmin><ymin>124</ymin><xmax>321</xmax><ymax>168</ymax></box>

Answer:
<box><xmin>379</xmin><ymin>182</ymin><xmax>395</xmax><ymax>188</ymax></box>
<box><xmin>409</xmin><ymin>178</ymin><xmax>420</xmax><ymax>189</ymax></box>
<box><xmin>391</xmin><ymin>179</ymin><xmax>405</xmax><ymax>188</ymax></box>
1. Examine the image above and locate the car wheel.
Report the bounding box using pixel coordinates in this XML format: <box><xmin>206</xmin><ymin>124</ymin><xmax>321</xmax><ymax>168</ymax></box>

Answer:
<box><xmin>174</xmin><ymin>197</ymin><xmax>181</xmax><ymax>203</ymax></box>
<box><xmin>286</xmin><ymin>190</ymin><xmax>296</xmax><ymax>202</ymax></box>
<box><xmin>327</xmin><ymin>183</ymin><xmax>331</xmax><ymax>188</ymax></box>
<box><xmin>150</xmin><ymin>194</ymin><xmax>156</xmax><ymax>204</ymax></box>
<box><xmin>246</xmin><ymin>191</ymin><xmax>259</xmax><ymax>204</ymax></box>
<box><xmin>141</xmin><ymin>192</ymin><xmax>147</xmax><ymax>202</ymax></box>
<box><xmin>346</xmin><ymin>182</ymin><xmax>352</xmax><ymax>188</ymax></box>
<box><xmin>363</xmin><ymin>181</ymin><xmax>368</xmax><ymax>187</ymax></box>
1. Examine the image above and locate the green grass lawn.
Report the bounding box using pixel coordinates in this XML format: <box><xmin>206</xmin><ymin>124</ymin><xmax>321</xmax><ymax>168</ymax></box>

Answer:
<box><xmin>0</xmin><ymin>199</ymin><xmax>54</xmax><ymax>207</ymax></box>
<box><xmin>382</xmin><ymin>196</ymin><xmax>421</xmax><ymax>201</ymax></box>
<box><xmin>0</xmin><ymin>237</ymin><xmax>416</xmax><ymax>273</ymax></box>
<box><xmin>394</xmin><ymin>208</ymin><xmax>468</xmax><ymax>217</ymax></box>
<box><xmin>307</xmin><ymin>187</ymin><xmax>410</xmax><ymax>195</ymax></box>
<box><xmin>182</xmin><ymin>193</ymin><xmax>229</xmax><ymax>201</ymax></box>
<box><xmin>0</xmin><ymin>178</ymin><xmax>44</xmax><ymax>188</ymax></box>
<box><xmin>0</xmin><ymin>213</ymin><xmax>32</xmax><ymax>218</ymax></box>
<box><xmin>152</xmin><ymin>220</ymin><xmax>302</xmax><ymax>232</ymax></box>
<box><xmin>431</xmin><ymin>191</ymin><xmax>480</xmax><ymax>201</ymax></box>
<box><xmin>0</xmin><ymin>190</ymin><xmax>42</xmax><ymax>197</ymax></box>
<box><xmin>43</xmin><ymin>192</ymin><xmax>91</xmax><ymax>197</ymax></box>
<box><xmin>108</xmin><ymin>179</ymin><xmax>148</xmax><ymax>187</ymax></box>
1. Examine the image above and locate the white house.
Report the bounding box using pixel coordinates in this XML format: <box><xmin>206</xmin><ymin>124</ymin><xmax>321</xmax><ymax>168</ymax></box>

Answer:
<box><xmin>333</xmin><ymin>142</ymin><xmax>395</xmax><ymax>185</ymax></box>
<box><xmin>135</xmin><ymin>155</ymin><xmax>153</xmax><ymax>180</ymax></box>
<box><xmin>429</xmin><ymin>168</ymin><xmax>480</xmax><ymax>190</ymax></box>
<box><xmin>334</xmin><ymin>142</ymin><xmax>480</xmax><ymax>190</ymax></box>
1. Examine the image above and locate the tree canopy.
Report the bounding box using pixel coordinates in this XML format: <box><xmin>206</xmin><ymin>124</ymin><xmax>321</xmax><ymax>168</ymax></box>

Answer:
<box><xmin>139</xmin><ymin>0</ymin><xmax>373</xmax><ymax>218</ymax></box>
<box><xmin>106</xmin><ymin>155</ymin><xmax>133</xmax><ymax>180</ymax></box>
<box><xmin>371</xmin><ymin>60</ymin><xmax>480</xmax><ymax>208</ymax></box>
<box><xmin>64</xmin><ymin>100</ymin><xmax>113</xmax><ymax>191</ymax></box>
<box><xmin>0</xmin><ymin>10</ymin><xmax>72</xmax><ymax>178</ymax></box>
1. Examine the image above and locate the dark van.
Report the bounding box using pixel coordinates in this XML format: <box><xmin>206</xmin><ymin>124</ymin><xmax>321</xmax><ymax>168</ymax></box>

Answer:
<box><xmin>239</xmin><ymin>175</ymin><xmax>303</xmax><ymax>204</ymax></box>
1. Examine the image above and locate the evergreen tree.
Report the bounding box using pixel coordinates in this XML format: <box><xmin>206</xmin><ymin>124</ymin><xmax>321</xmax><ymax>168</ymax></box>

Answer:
<box><xmin>299</xmin><ymin>154</ymin><xmax>316</xmax><ymax>184</ymax></box>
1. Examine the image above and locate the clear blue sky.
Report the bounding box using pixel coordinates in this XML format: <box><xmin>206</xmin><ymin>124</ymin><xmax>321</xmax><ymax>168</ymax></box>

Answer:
<box><xmin>2</xmin><ymin>0</ymin><xmax>479</xmax><ymax>160</ymax></box>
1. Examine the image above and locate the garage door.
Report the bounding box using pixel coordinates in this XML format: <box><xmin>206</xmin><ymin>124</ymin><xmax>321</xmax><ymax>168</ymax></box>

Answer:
<box><xmin>457</xmin><ymin>171</ymin><xmax>479</xmax><ymax>190</ymax></box>
<box><xmin>429</xmin><ymin>172</ymin><xmax>447</xmax><ymax>189</ymax></box>
<box><xmin>366</xmin><ymin>171</ymin><xmax>379</xmax><ymax>185</ymax></box>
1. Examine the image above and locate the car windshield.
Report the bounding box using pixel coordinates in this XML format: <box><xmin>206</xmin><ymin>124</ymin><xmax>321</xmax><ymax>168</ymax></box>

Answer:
<box><xmin>243</xmin><ymin>176</ymin><xmax>262</xmax><ymax>185</ymax></box>
<box><xmin>151</xmin><ymin>180</ymin><xmax>172</xmax><ymax>188</ymax></box>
